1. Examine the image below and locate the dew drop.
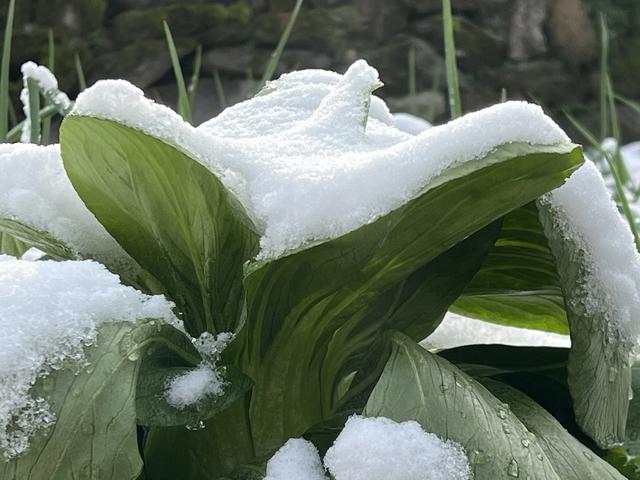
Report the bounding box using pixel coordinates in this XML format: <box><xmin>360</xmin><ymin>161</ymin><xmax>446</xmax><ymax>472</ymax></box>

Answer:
<box><xmin>186</xmin><ymin>420</ymin><xmax>206</xmax><ymax>431</ymax></box>
<box><xmin>127</xmin><ymin>351</ymin><xmax>140</xmax><ymax>362</ymax></box>
<box><xmin>521</xmin><ymin>438</ymin><xmax>530</xmax><ymax>448</ymax></box>
<box><xmin>507</xmin><ymin>458</ymin><xmax>519</xmax><ymax>477</ymax></box>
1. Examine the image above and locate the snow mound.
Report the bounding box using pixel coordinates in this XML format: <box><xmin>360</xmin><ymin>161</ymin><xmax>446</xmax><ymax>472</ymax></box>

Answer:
<box><xmin>0</xmin><ymin>255</ymin><xmax>176</xmax><ymax>459</ymax></box>
<box><xmin>393</xmin><ymin>112</ymin><xmax>432</xmax><ymax>135</ymax></box>
<box><xmin>264</xmin><ymin>438</ymin><xmax>327</xmax><ymax>480</ymax></box>
<box><xmin>0</xmin><ymin>143</ymin><xmax>138</xmax><ymax>273</ymax></box>
<box><xmin>72</xmin><ymin>59</ymin><xmax>569</xmax><ymax>260</ymax></box>
<box><xmin>324</xmin><ymin>416</ymin><xmax>470</xmax><ymax>480</ymax></box>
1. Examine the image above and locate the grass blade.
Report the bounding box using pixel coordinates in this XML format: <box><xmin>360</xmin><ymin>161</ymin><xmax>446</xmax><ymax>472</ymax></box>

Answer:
<box><xmin>26</xmin><ymin>77</ymin><xmax>41</xmax><ymax>144</ymax></box>
<box><xmin>42</xmin><ymin>29</ymin><xmax>55</xmax><ymax>145</ymax></box>
<box><xmin>500</xmin><ymin>87</ymin><xmax>507</xmax><ymax>103</ymax></box>
<box><xmin>599</xmin><ymin>14</ymin><xmax>610</xmax><ymax>141</ymax></box>
<box><xmin>258</xmin><ymin>0</ymin><xmax>304</xmax><ymax>91</ymax></box>
<box><xmin>212</xmin><ymin>67</ymin><xmax>227</xmax><ymax>110</ymax></box>
<box><xmin>408</xmin><ymin>43</ymin><xmax>417</xmax><ymax>115</ymax></box>
<box><xmin>74</xmin><ymin>52</ymin><xmax>87</xmax><ymax>91</ymax></box>
<box><xmin>566</xmin><ymin>112</ymin><xmax>640</xmax><ymax>251</ymax></box>
<box><xmin>442</xmin><ymin>0</ymin><xmax>461</xmax><ymax>119</ymax></box>
<box><xmin>615</xmin><ymin>93</ymin><xmax>640</xmax><ymax>116</ymax></box>
<box><xmin>0</xmin><ymin>0</ymin><xmax>16</xmax><ymax>141</ymax></box>
<box><xmin>187</xmin><ymin>44</ymin><xmax>202</xmax><ymax>110</ymax></box>
<box><xmin>163</xmin><ymin>21</ymin><xmax>192</xmax><ymax>123</ymax></box>
<box><xmin>606</xmin><ymin>76</ymin><xmax>631</xmax><ymax>184</ymax></box>
<box><xmin>7</xmin><ymin>104</ymin><xmax>58</xmax><ymax>142</ymax></box>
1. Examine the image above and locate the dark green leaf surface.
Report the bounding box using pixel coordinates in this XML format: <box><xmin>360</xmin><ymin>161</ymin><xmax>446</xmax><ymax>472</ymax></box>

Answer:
<box><xmin>0</xmin><ymin>231</ymin><xmax>28</xmax><ymax>257</ymax></box>
<box><xmin>453</xmin><ymin>202</ymin><xmax>569</xmax><ymax>334</ymax></box>
<box><xmin>0</xmin><ymin>320</ymin><xmax>191</xmax><ymax>480</ymax></box>
<box><xmin>538</xmin><ymin>198</ymin><xmax>632</xmax><ymax>449</ymax></box>
<box><xmin>364</xmin><ymin>333</ymin><xmax>561</xmax><ymax>479</ymax></box>
<box><xmin>482</xmin><ymin>378</ymin><xmax>625</xmax><ymax>480</ymax></box>
<box><xmin>239</xmin><ymin>142</ymin><xmax>582</xmax><ymax>456</ymax></box>
<box><xmin>60</xmin><ymin>116</ymin><xmax>260</xmax><ymax>336</ymax></box>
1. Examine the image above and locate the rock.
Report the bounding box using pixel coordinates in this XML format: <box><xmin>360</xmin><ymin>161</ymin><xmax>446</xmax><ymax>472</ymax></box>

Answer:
<box><xmin>362</xmin><ymin>34</ymin><xmax>443</xmax><ymax>95</ymax></box>
<box><xmin>253</xmin><ymin>6</ymin><xmax>365</xmax><ymax>52</ymax></box>
<box><xmin>354</xmin><ymin>0</ymin><xmax>408</xmax><ymax>43</ymax></box>
<box><xmin>112</xmin><ymin>2</ymin><xmax>252</xmax><ymax>46</ymax></box>
<box><xmin>35</xmin><ymin>0</ymin><xmax>107</xmax><ymax>34</ymax></box>
<box><xmin>549</xmin><ymin>0</ymin><xmax>596</xmax><ymax>67</ymax></box>
<box><xmin>509</xmin><ymin>0</ymin><xmax>547</xmax><ymax>61</ymax></box>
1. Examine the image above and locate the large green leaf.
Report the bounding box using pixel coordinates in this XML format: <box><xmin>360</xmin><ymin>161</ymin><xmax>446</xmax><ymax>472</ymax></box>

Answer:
<box><xmin>364</xmin><ymin>332</ymin><xmax>561</xmax><ymax>479</ymax></box>
<box><xmin>538</xmin><ymin>197</ymin><xmax>632</xmax><ymax>449</ymax></box>
<box><xmin>0</xmin><ymin>320</ymin><xmax>192</xmax><ymax>480</ymax></box>
<box><xmin>0</xmin><ymin>218</ymin><xmax>75</xmax><ymax>260</ymax></box>
<box><xmin>482</xmin><ymin>378</ymin><xmax>626</xmax><ymax>480</ymax></box>
<box><xmin>60</xmin><ymin>116</ymin><xmax>260</xmax><ymax>336</ymax></box>
<box><xmin>453</xmin><ymin>202</ymin><xmax>569</xmax><ymax>334</ymax></box>
<box><xmin>238</xmin><ymin>142</ymin><xmax>583</xmax><ymax>456</ymax></box>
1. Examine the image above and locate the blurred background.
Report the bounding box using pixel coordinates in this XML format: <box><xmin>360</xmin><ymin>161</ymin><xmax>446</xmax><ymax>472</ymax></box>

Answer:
<box><xmin>1</xmin><ymin>0</ymin><xmax>639</xmax><ymax>140</ymax></box>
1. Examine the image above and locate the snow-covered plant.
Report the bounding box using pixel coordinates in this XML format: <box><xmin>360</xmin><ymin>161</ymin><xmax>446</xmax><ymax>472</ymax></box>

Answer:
<box><xmin>1</xmin><ymin>57</ymin><xmax>640</xmax><ymax>480</ymax></box>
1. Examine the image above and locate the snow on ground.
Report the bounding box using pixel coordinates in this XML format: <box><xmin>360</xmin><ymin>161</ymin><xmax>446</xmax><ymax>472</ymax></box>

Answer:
<box><xmin>0</xmin><ymin>255</ymin><xmax>177</xmax><ymax>459</ymax></box>
<box><xmin>0</xmin><ymin>143</ymin><xmax>138</xmax><ymax>273</ymax></box>
<box><xmin>424</xmin><ymin>312</ymin><xmax>570</xmax><ymax>349</ymax></box>
<box><xmin>72</xmin><ymin>59</ymin><xmax>570</xmax><ymax>260</ymax></box>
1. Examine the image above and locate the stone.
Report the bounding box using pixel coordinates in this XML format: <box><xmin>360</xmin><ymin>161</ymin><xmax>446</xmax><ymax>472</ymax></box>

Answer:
<box><xmin>509</xmin><ymin>0</ymin><xmax>547</xmax><ymax>61</ymax></box>
<box><xmin>549</xmin><ymin>0</ymin><xmax>596</xmax><ymax>67</ymax></box>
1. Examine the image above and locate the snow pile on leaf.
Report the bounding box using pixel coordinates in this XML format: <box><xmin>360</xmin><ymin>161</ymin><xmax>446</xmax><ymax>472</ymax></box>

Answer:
<box><xmin>264</xmin><ymin>416</ymin><xmax>470</xmax><ymax>480</ymax></box>
<box><xmin>71</xmin><ymin>59</ymin><xmax>569</xmax><ymax>259</ymax></box>
<box><xmin>264</xmin><ymin>438</ymin><xmax>327</xmax><ymax>480</ymax></box>
<box><xmin>0</xmin><ymin>255</ymin><xmax>176</xmax><ymax>459</ymax></box>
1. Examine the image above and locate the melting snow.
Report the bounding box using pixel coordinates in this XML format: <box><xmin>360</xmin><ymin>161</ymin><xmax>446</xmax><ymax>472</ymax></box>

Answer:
<box><xmin>264</xmin><ymin>439</ymin><xmax>327</xmax><ymax>480</ymax></box>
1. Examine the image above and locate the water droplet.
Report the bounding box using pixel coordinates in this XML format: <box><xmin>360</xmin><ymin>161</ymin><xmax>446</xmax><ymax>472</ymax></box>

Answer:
<box><xmin>127</xmin><ymin>351</ymin><xmax>140</xmax><ymax>362</ymax></box>
<box><xmin>502</xmin><ymin>424</ymin><xmax>511</xmax><ymax>434</ymax></box>
<box><xmin>536</xmin><ymin>453</ymin><xmax>544</xmax><ymax>461</ymax></box>
<box><xmin>582</xmin><ymin>451</ymin><xmax>593</xmax><ymax>461</ymax></box>
<box><xmin>497</xmin><ymin>409</ymin><xmax>507</xmax><ymax>419</ymax></box>
<box><xmin>186</xmin><ymin>420</ymin><xmax>205</xmax><ymax>431</ymax></box>
<box><xmin>507</xmin><ymin>459</ymin><xmax>519</xmax><ymax>478</ymax></box>
<box><xmin>439</xmin><ymin>383</ymin><xmax>449</xmax><ymax>392</ymax></box>
<box><xmin>469</xmin><ymin>449</ymin><xmax>491</xmax><ymax>465</ymax></box>
<box><xmin>521</xmin><ymin>438</ymin><xmax>530</xmax><ymax>448</ymax></box>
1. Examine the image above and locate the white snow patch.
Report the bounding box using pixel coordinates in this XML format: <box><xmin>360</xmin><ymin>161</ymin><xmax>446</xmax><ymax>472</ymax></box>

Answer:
<box><xmin>540</xmin><ymin>160</ymin><xmax>640</xmax><ymax>347</ymax></box>
<box><xmin>424</xmin><ymin>312</ymin><xmax>570</xmax><ymax>349</ymax></box>
<box><xmin>264</xmin><ymin>438</ymin><xmax>327</xmax><ymax>480</ymax></box>
<box><xmin>165</xmin><ymin>332</ymin><xmax>233</xmax><ymax>408</ymax></box>
<box><xmin>0</xmin><ymin>255</ymin><xmax>177</xmax><ymax>460</ymax></box>
<box><xmin>324</xmin><ymin>416</ymin><xmax>471</xmax><ymax>480</ymax></box>
<box><xmin>72</xmin><ymin>59</ymin><xmax>569</xmax><ymax>260</ymax></box>
<box><xmin>0</xmin><ymin>143</ymin><xmax>137</xmax><ymax>273</ymax></box>
<box><xmin>393</xmin><ymin>112</ymin><xmax>432</xmax><ymax>135</ymax></box>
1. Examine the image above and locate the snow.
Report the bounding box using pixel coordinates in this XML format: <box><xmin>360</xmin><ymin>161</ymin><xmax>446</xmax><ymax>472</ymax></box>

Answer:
<box><xmin>165</xmin><ymin>332</ymin><xmax>232</xmax><ymax>408</ymax></box>
<box><xmin>264</xmin><ymin>439</ymin><xmax>327</xmax><ymax>480</ymax></box>
<box><xmin>0</xmin><ymin>255</ymin><xmax>177</xmax><ymax>460</ymax></box>
<box><xmin>165</xmin><ymin>365</ymin><xmax>225</xmax><ymax>409</ymax></box>
<box><xmin>324</xmin><ymin>416</ymin><xmax>470</xmax><ymax>480</ymax></box>
<box><xmin>540</xmin><ymin>160</ymin><xmax>640</xmax><ymax>347</ymax></box>
<box><xmin>19</xmin><ymin>61</ymin><xmax>71</xmax><ymax>143</ymax></box>
<box><xmin>393</xmin><ymin>112</ymin><xmax>432</xmax><ymax>135</ymax></box>
<box><xmin>0</xmin><ymin>143</ymin><xmax>137</xmax><ymax>273</ymax></box>
<box><xmin>424</xmin><ymin>312</ymin><xmax>570</xmax><ymax>349</ymax></box>
<box><xmin>72</xmin><ymin>59</ymin><xmax>570</xmax><ymax>260</ymax></box>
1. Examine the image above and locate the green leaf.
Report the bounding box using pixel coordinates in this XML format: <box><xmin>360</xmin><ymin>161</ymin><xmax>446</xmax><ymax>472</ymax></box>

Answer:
<box><xmin>0</xmin><ymin>232</ymin><xmax>28</xmax><ymax>257</ymax></box>
<box><xmin>604</xmin><ymin>448</ymin><xmax>640</xmax><ymax>479</ymax></box>
<box><xmin>60</xmin><ymin>116</ymin><xmax>260</xmax><ymax>336</ymax></box>
<box><xmin>453</xmin><ymin>202</ymin><xmax>569</xmax><ymax>334</ymax></box>
<box><xmin>0</xmin><ymin>320</ymin><xmax>191</xmax><ymax>480</ymax></box>
<box><xmin>625</xmin><ymin>366</ymin><xmax>640</xmax><ymax>456</ymax></box>
<box><xmin>538</xmin><ymin>198</ymin><xmax>632</xmax><ymax>449</ymax></box>
<box><xmin>482</xmin><ymin>378</ymin><xmax>626</xmax><ymax>480</ymax></box>
<box><xmin>364</xmin><ymin>332</ymin><xmax>561</xmax><ymax>479</ymax></box>
<box><xmin>0</xmin><ymin>218</ymin><xmax>75</xmax><ymax>260</ymax></box>
<box><xmin>238</xmin><ymin>141</ymin><xmax>583</xmax><ymax>456</ymax></box>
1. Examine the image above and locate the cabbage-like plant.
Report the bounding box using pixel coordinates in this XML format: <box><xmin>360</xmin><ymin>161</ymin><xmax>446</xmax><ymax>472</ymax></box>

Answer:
<box><xmin>1</xmin><ymin>58</ymin><xmax>640</xmax><ymax>480</ymax></box>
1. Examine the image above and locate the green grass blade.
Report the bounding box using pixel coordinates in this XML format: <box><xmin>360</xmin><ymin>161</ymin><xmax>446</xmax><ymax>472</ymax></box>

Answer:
<box><xmin>615</xmin><ymin>93</ymin><xmax>640</xmax><ymax>116</ymax></box>
<box><xmin>163</xmin><ymin>21</ymin><xmax>192</xmax><ymax>123</ymax></box>
<box><xmin>187</xmin><ymin>44</ymin><xmax>202</xmax><ymax>110</ymax></box>
<box><xmin>258</xmin><ymin>0</ymin><xmax>304</xmax><ymax>91</ymax></box>
<box><xmin>74</xmin><ymin>52</ymin><xmax>87</xmax><ymax>91</ymax></box>
<box><xmin>26</xmin><ymin>77</ymin><xmax>41</xmax><ymax>144</ymax></box>
<box><xmin>7</xmin><ymin>104</ymin><xmax>58</xmax><ymax>142</ymax></box>
<box><xmin>605</xmin><ymin>77</ymin><xmax>632</xmax><ymax>185</ymax></box>
<box><xmin>408</xmin><ymin>43</ymin><xmax>417</xmax><ymax>115</ymax></box>
<box><xmin>212</xmin><ymin>67</ymin><xmax>227</xmax><ymax>110</ymax></box>
<box><xmin>8</xmin><ymin>97</ymin><xmax>16</xmax><ymax>126</ymax></box>
<box><xmin>442</xmin><ymin>0</ymin><xmax>461</xmax><ymax>119</ymax></box>
<box><xmin>500</xmin><ymin>87</ymin><xmax>507</xmax><ymax>103</ymax></box>
<box><xmin>42</xmin><ymin>29</ymin><xmax>55</xmax><ymax>145</ymax></box>
<box><xmin>566</xmin><ymin>112</ymin><xmax>640</xmax><ymax>251</ymax></box>
<box><xmin>599</xmin><ymin>14</ymin><xmax>610</xmax><ymax>141</ymax></box>
<box><xmin>0</xmin><ymin>0</ymin><xmax>16</xmax><ymax>141</ymax></box>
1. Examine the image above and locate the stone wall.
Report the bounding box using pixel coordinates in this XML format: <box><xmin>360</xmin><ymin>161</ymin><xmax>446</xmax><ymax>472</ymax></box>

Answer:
<box><xmin>2</xmin><ymin>0</ymin><xmax>640</xmax><ymax>138</ymax></box>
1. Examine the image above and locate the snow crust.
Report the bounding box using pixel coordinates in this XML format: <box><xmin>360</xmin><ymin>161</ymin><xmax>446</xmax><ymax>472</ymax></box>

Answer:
<box><xmin>72</xmin><ymin>59</ymin><xmax>569</xmax><ymax>259</ymax></box>
<box><xmin>0</xmin><ymin>255</ymin><xmax>177</xmax><ymax>460</ymax></box>
<box><xmin>264</xmin><ymin>438</ymin><xmax>327</xmax><ymax>480</ymax></box>
<box><xmin>165</xmin><ymin>332</ymin><xmax>232</xmax><ymax>408</ymax></box>
<box><xmin>0</xmin><ymin>143</ymin><xmax>137</xmax><ymax>272</ymax></box>
<box><xmin>540</xmin><ymin>160</ymin><xmax>640</xmax><ymax>347</ymax></box>
<box><xmin>324</xmin><ymin>416</ymin><xmax>470</xmax><ymax>480</ymax></box>
<box><xmin>424</xmin><ymin>312</ymin><xmax>570</xmax><ymax>349</ymax></box>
